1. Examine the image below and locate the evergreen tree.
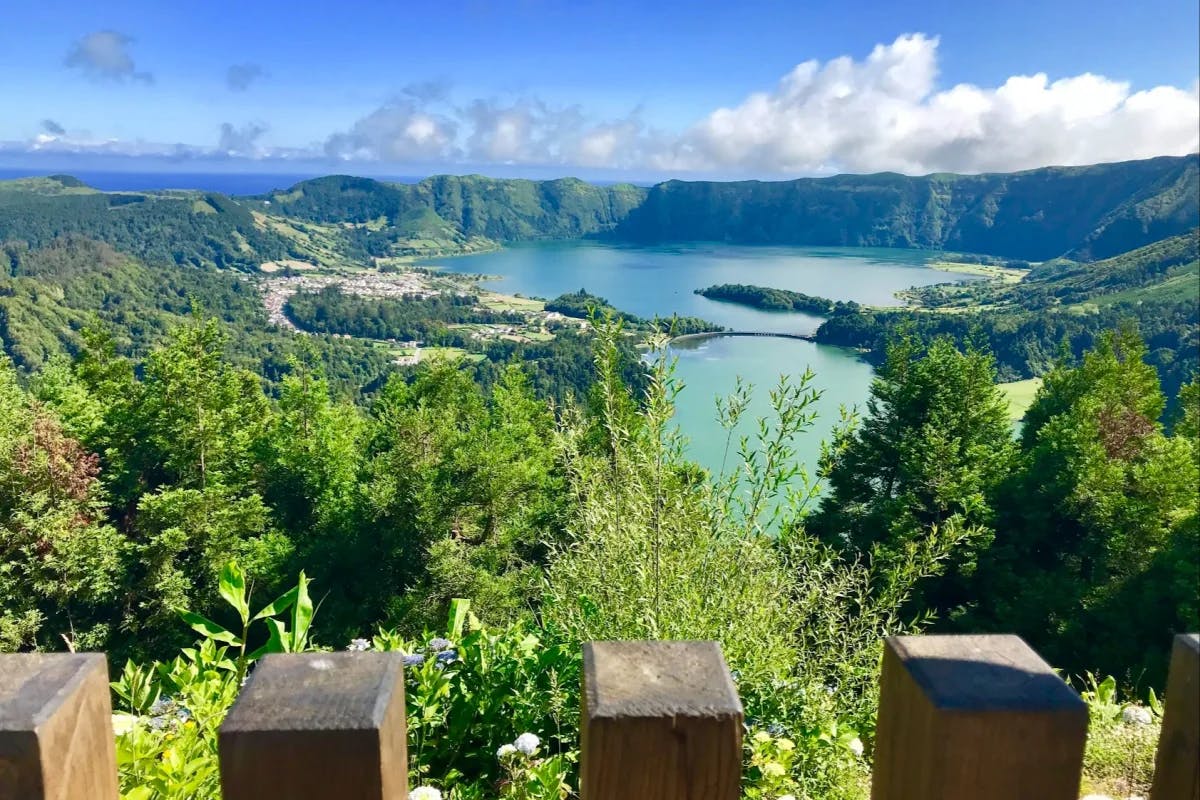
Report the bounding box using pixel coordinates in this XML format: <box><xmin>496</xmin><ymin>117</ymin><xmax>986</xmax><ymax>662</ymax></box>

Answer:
<box><xmin>976</xmin><ymin>330</ymin><xmax>1199</xmax><ymax>682</ymax></box>
<box><xmin>810</xmin><ymin>334</ymin><xmax>1015</xmax><ymax>618</ymax></box>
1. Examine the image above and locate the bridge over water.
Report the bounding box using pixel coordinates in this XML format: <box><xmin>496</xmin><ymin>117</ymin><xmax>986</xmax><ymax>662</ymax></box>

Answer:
<box><xmin>668</xmin><ymin>330</ymin><xmax>818</xmax><ymax>345</ymax></box>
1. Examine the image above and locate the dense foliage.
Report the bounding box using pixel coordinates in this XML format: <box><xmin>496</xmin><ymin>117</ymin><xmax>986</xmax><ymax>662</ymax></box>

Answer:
<box><xmin>1</xmin><ymin>310</ymin><xmax>1196</xmax><ymax>797</ymax></box>
<box><xmin>814</xmin><ymin>330</ymin><xmax>1199</xmax><ymax>686</ymax></box>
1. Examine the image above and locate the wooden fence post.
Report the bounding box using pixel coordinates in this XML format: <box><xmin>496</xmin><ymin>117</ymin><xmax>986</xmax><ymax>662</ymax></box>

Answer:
<box><xmin>871</xmin><ymin>634</ymin><xmax>1088</xmax><ymax>800</ymax></box>
<box><xmin>218</xmin><ymin>652</ymin><xmax>409</xmax><ymax>800</ymax></box>
<box><xmin>1151</xmin><ymin>633</ymin><xmax>1199</xmax><ymax>800</ymax></box>
<box><xmin>581</xmin><ymin>640</ymin><xmax>742</xmax><ymax>800</ymax></box>
<box><xmin>0</xmin><ymin>653</ymin><xmax>119</xmax><ymax>800</ymax></box>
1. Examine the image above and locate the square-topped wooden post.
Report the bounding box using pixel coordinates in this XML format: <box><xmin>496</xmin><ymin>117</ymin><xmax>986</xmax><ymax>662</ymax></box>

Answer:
<box><xmin>581</xmin><ymin>640</ymin><xmax>743</xmax><ymax>800</ymax></box>
<box><xmin>1151</xmin><ymin>633</ymin><xmax>1199</xmax><ymax>800</ymax></box>
<box><xmin>218</xmin><ymin>652</ymin><xmax>409</xmax><ymax>800</ymax></box>
<box><xmin>871</xmin><ymin>634</ymin><xmax>1088</xmax><ymax>800</ymax></box>
<box><xmin>0</xmin><ymin>653</ymin><xmax>119</xmax><ymax>800</ymax></box>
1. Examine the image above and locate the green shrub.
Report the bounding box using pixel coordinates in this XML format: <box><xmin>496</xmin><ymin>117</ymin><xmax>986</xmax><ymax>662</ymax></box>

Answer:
<box><xmin>1078</xmin><ymin>674</ymin><xmax>1162</xmax><ymax>798</ymax></box>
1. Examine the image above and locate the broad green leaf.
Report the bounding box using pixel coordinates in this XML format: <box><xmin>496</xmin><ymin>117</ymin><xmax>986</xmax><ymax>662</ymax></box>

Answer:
<box><xmin>218</xmin><ymin>561</ymin><xmax>250</xmax><ymax>625</ymax></box>
<box><xmin>177</xmin><ymin>609</ymin><xmax>241</xmax><ymax>645</ymax></box>
<box><xmin>447</xmin><ymin>597</ymin><xmax>470</xmax><ymax>638</ymax></box>
<box><xmin>252</xmin><ymin>585</ymin><xmax>298</xmax><ymax>621</ymax></box>
<box><xmin>291</xmin><ymin>571</ymin><xmax>314</xmax><ymax>650</ymax></box>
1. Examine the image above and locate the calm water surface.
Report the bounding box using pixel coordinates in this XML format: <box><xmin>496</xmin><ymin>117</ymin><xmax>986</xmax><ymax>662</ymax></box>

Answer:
<box><xmin>426</xmin><ymin>241</ymin><xmax>969</xmax><ymax>476</ymax></box>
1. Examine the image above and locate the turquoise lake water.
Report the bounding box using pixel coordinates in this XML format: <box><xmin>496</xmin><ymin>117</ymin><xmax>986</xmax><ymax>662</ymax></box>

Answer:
<box><xmin>424</xmin><ymin>241</ymin><xmax>969</xmax><ymax>477</ymax></box>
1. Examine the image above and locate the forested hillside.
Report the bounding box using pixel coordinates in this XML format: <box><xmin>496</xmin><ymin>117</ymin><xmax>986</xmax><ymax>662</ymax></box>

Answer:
<box><xmin>814</xmin><ymin>231</ymin><xmax>1200</xmax><ymax>400</ymax></box>
<box><xmin>261</xmin><ymin>174</ymin><xmax>647</xmax><ymax>244</ymax></box>
<box><xmin>612</xmin><ymin>155</ymin><xmax>1199</xmax><ymax>260</ymax></box>
<box><xmin>0</xmin><ymin>237</ymin><xmax>395</xmax><ymax>387</ymax></box>
<box><xmin>0</xmin><ymin>176</ymin><xmax>296</xmax><ymax>270</ymax></box>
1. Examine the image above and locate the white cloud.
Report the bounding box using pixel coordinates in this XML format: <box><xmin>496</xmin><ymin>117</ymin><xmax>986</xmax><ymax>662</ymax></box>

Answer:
<box><xmin>22</xmin><ymin>33</ymin><xmax>1200</xmax><ymax>176</ymax></box>
<box><xmin>64</xmin><ymin>30</ymin><xmax>153</xmax><ymax>84</ymax></box>
<box><xmin>324</xmin><ymin>99</ymin><xmax>459</xmax><ymax>162</ymax></box>
<box><xmin>657</xmin><ymin>33</ymin><xmax>1200</xmax><ymax>175</ymax></box>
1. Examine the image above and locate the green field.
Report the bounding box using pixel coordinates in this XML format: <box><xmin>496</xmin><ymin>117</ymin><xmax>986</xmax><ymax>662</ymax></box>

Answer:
<box><xmin>480</xmin><ymin>292</ymin><xmax>546</xmax><ymax>312</ymax></box>
<box><xmin>998</xmin><ymin>377</ymin><xmax>1043</xmax><ymax>421</ymax></box>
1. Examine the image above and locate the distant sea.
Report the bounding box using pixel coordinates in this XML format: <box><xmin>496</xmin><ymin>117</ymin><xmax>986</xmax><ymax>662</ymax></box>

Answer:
<box><xmin>0</xmin><ymin>169</ymin><xmax>423</xmax><ymax>196</ymax></box>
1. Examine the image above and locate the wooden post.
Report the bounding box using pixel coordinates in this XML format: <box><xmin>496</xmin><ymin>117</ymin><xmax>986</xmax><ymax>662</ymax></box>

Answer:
<box><xmin>0</xmin><ymin>653</ymin><xmax>119</xmax><ymax>800</ymax></box>
<box><xmin>1151</xmin><ymin>633</ymin><xmax>1199</xmax><ymax>800</ymax></box>
<box><xmin>219</xmin><ymin>652</ymin><xmax>409</xmax><ymax>800</ymax></box>
<box><xmin>581</xmin><ymin>640</ymin><xmax>742</xmax><ymax>800</ymax></box>
<box><xmin>871</xmin><ymin>634</ymin><xmax>1088</xmax><ymax>800</ymax></box>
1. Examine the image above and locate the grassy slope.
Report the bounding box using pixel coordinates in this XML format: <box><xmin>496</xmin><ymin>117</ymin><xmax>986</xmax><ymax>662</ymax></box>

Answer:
<box><xmin>998</xmin><ymin>378</ymin><xmax>1043</xmax><ymax>421</ymax></box>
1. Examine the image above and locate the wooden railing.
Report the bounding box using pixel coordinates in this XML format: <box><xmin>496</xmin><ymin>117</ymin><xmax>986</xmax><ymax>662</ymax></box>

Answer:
<box><xmin>0</xmin><ymin>634</ymin><xmax>1196</xmax><ymax>800</ymax></box>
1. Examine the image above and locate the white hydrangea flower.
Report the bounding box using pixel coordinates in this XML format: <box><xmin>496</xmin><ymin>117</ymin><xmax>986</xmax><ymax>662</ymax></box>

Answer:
<box><xmin>1122</xmin><ymin>706</ymin><xmax>1153</xmax><ymax>725</ymax></box>
<box><xmin>410</xmin><ymin>788</ymin><xmax>443</xmax><ymax>800</ymax></box>
<box><xmin>111</xmin><ymin>712</ymin><xmax>139</xmax><ymax>736</ymax></box>
<box><xmin>847</xmin><ymin>737</ymin><xmax>864</xmax><ymax>757</ymax></box>
<box><xmin>514</xmin><ymin>732</ymin><xmax>540</xmax><ymax>755</ymax></box>
<box><xmin>778</xmin><ymin>795</ymin><xmax>798</xmax><ymax>800</ymax></box>
<box><xmin>497</xmin><ymin>743</ymin><xmax>518</xmax><ymax>759</ymax></box>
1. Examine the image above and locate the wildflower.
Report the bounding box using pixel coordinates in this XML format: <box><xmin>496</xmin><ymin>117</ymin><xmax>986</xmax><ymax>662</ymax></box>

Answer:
<box><xmin>775</xmin><ymin>738</ymin><xmax>795</xmax><ymax>752</ymax></box>
<box><xmin>761</xmin><ymin>761</ymin><xmax>786</xmax><ymax>778</ymax></box>
<box><xmin>753</xmin><ymin>730</ymin><xmax>772</xmax><ymax>744</ymax></box>
<box><xmin>427</xmin><ymin>637</ymin><xmax>453</xmax><ymax>652</ymax></box>
<box><xmin>347</xmin><ymin>638</ymin><xmax>371</xmax><ymax>652</ymax></box>
<box><xmin>497</xmin><ymin>743</ymin><xmax>518</xmax><ymax>760</ymax></box>
<box><xmin>778</xmin><ymin>795</ymin><xmax>797</xmax><ymax>800</ymax></box>
<box><xmin>847</xmin><ymin>737</ymin><xmax>864</xmax><ymax>757</ymax></box>
<box><xmin>1122</xmin><ymin>706</ymin><xmax>1153</xmax><ymax>725</ymax></box>
<box><xmin>410</xmin><ymin>787</ymin><xmax>443</xmax><ymax>800</ymax></box>
<box><xmin>403</xmin><ymin>653</ymin><xmax>426</xmax><ymax>667</ymax></box>
<box><xmin>435</xmin><ymin>650</ymin><xmax>458</xmax><ymax>665</ymax></box>
<box><xmin>514</xmin><ymin>732</ymin><xmax>540</xmax><ymax>755</ymax></box>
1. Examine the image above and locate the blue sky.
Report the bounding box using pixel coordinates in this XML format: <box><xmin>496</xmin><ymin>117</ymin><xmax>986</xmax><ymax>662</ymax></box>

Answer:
<box><xmin>1</xmin><ymin>0</ymin><xmax>1197</xmax><ymax>179</ymax></box>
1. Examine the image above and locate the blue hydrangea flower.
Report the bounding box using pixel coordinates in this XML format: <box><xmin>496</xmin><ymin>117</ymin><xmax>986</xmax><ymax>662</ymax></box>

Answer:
<box><xmin>346</xmin><ymin>638</ymin><xmax>371</xmax><ymax>652</ymax></box>
<box><xmin>435</xmin><ymin>650</ymin><xmax>458</xmax><ymax>664</ymax></box>
<box><xmin>403</xmin><ymin>653</ymin><xmax>426</xmax><ymax>667</ymax></box>
<box><xmin>427</xmin><ymin>637</ymin><xmax>453</xmax><ymax>652</ymax></box>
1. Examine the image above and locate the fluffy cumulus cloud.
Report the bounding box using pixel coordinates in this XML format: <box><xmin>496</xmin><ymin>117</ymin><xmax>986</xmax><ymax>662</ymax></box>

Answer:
<box><xmin>323</xmin><ymin>33</ymin><xmax>1198</xmax><ymax>175</ymax></box>
<box><xmin>226</xmin><ymin>63</ymin><xmax>266</xmax><ymax>92</ymax></box>
<box><xmin>64</xmin><ymin>30</ymin><xmax>153</xmax><ymax>83</ymax></box>
<box><xmin>324</xmin><ymin>98</ymin><xmax>460</xmax><ymax>162</ymax></box>
<box><xmin>324</xmin><ymin>91</ymin><xmax>660</xmax><ymax>170</ymax></box>
<box><xmin>22</xmin><ymin>33</ymin><xmax>1200</xmax><ymax>176</ymax></box>
<box><xmin>658</xmin><ymin>34</ymin><xmax>1200</xmax><ymax>175</ymax></box>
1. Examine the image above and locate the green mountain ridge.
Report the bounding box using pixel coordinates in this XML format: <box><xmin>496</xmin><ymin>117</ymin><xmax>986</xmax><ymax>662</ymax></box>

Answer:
<box><xmin>1</xmin><ymin>154</ymin><xmax>1197</xmax><ymax>269</ymax></box>
<box><xmin>613</xmin><ymin>155</ymin><xmax>1199</xmax><ymax>260</ymax></box>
